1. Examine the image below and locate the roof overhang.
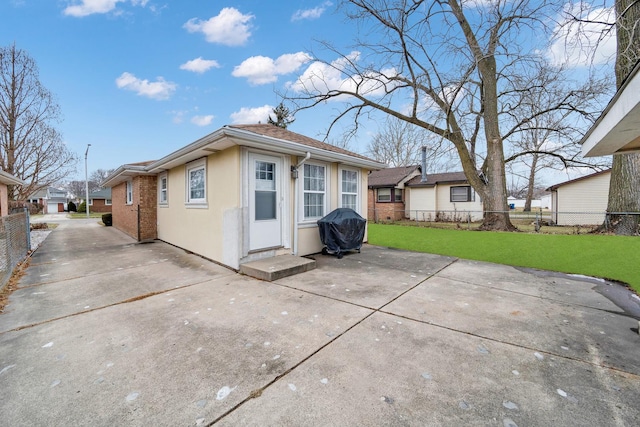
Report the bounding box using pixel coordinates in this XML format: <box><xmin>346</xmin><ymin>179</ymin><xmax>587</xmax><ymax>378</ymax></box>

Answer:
<box><xmin>581</xmin><ymin>62</ymin><xmax>640</xmax><ymax>157</ymax></box>
<box><xmin>0</xmin><ymin>170</ymin><xmax>25</xmax><ymax>186</ymax></box>
<box><xmin>147</xmin><ymin>126</ymin><xmax>385</xmax><ymax>173</ymax></box>
<box><xmin>102</xmin><ymin>164</ymin><xmax>155</xmax><ymax>188</ymax></box>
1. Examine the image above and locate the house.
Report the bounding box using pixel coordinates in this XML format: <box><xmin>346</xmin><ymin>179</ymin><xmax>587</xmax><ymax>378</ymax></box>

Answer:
<box><xmin>582</xmin><ymin>61</ymin><xmax>640</xmax><ymax>156</ymax></box>
<box><xmin>546</xmin><ymin>170</ymin><xmax>611</xmax><ymax>225</ymax></box>
<box><xmin>103</xmin><ymin>124</ymin><xmax>384</xmax><ymax>270</ymax></box>
<box><xmin>28</xmin><ymin>187</ymin><xmax>68</xmax><ymax>213</ymax></box>
<box><xmin>367</xmin><ymin>165</ymin><xmax>421</xmax><ymax>221</ymax></box>
<box><xmin>88</xmin><ymin>188</ymin><xmax>112</xmax><ymax>213</ymax></box>
<box><xmin>404</xmin><ymin>171</ymin><xmax>484</xmax><ymax>221</ymax></box>
<box><xmin>0</xmin><ymin>170</ymin><xmax>25</xmax><ymax>216</ymax></box>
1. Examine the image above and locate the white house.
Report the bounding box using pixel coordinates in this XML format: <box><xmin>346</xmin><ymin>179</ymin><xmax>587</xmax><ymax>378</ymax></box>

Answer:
<box><xmin>546</xmin><ymin>170</ymin><xmax>610</xmax><ymax>225</ymax></box>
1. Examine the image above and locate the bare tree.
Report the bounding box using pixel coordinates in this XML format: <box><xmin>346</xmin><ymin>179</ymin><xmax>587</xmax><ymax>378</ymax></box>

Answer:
<box><xmin>0</xmin><ymin>45</ymin><xmax>78</xmax><ymax>200</ymax></box>
<box><xmin>367</xmin><ymin>116</ymin><xmax>454</xmax><ymax>170</ymax></box>
<box><xmin>287</xmin><ymin>0</ymin><xmax>599</xmax><ymax>230</ymax></box>
<box><xmin>504</xmin><ymin>63</ymin><xmax>612</xmax><ymax>210</ymax></box>
<box><xmin>89</xmin><ymin>168</ymin><xmax>115</xmax><ymax>188</ymax></box>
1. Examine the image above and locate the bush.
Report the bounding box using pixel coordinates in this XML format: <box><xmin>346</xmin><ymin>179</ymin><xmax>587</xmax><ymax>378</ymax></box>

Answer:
<box><xmin>102</xmin><ymin>213</ymin><xmax>112</xmax><ymax>226</ymax></box>
<box><xmin>67</xmin><ymin>201</ymin><xmax>77</xmax><ymax>212</ymax></box>
<box><xmin>77</xmin><ymin>201</ymin><xmax>86</xmax><ymax>213</ymax></box>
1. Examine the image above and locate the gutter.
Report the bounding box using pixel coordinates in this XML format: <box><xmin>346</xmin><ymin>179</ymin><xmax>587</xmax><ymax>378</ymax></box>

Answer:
<box><xmin>292</xmin><ymin>152</ymin><xmax>311</xmax><ymax>256</ymax></box>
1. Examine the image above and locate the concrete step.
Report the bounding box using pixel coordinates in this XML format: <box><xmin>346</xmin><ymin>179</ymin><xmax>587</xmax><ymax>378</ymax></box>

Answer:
<box><xmin>239</xmin><ymin>255</ymin><xmax>316</xmax><ymax>281</ymax></box>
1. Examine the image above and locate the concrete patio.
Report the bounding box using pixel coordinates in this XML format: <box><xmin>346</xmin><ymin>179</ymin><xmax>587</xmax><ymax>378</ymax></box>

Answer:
<box><xmin>0</xmin><ymin>218</ymin><xmax>638</xmax><ymax>426</ymax></box>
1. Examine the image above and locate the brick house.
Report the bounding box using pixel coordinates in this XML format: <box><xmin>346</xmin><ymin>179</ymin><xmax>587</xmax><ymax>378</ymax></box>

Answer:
<box><xmin>87</xmin><ymin>188</ymin><xmax>112</xmax><ymax>213</ymax></box>
<box><xmin>104</xmin><ymin>162</ymin><xmax>157</xmax><ymax>241</ymax></box>
<box><xmin>103</xmin><ymin>125</ymin><xmax>383</xmax><ymax>269</ymax></box>
<box><xmin>367</xmin><ymin>165</ymin><xmax>421</xmax><ymax>221</ymax></box>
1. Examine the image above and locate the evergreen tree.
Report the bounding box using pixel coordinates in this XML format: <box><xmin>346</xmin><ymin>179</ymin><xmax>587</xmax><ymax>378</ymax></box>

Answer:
<box><xmin>268</xmin><ymin>102</ymin><xmax>295</xmax><ymax>129</ymax></box>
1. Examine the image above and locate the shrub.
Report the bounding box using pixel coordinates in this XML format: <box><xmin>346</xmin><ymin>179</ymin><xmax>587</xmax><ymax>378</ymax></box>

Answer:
<box><xmin>67</xmin><ymin>201</ymin><xmax>77</xmax><ymax>212</ymax></box>
<box><xmin>77</xmin><ymin>202</ymin><xmax>86</xmax><ymax>213</ymax></box>
<box><xmin>102</xmin><ymin>213</ymin><xmax>112</xmax><ymax>226</ymax></box>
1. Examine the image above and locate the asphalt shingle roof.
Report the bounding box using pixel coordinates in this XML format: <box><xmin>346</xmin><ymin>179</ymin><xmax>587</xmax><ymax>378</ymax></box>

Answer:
<box><xmin>367</xmin><ymin>165</ymin><xmax>421</xmax><ymax>187</ymax></box>
<box><xmin>406</xmin><ymin>171</ymin><xmax>468</xmax><ymax>186</ymax></box>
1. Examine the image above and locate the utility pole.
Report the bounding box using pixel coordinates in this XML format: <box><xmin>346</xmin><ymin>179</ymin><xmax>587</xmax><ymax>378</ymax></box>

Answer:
<box><xmin>85</xmin><ymin>144</ymin><xmax>91</xmax><ymax>219</ymax></box>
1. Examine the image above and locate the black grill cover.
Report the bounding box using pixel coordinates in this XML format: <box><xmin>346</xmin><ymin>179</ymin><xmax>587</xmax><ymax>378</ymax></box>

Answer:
<box><xmin>317</xmin><ymin>208</ymin><xmax>366</xmax><ymax>255</ymax></box>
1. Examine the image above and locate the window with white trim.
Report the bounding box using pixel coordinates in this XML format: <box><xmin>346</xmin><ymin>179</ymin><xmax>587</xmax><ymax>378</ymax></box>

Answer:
<box><xmin>394</xmin><ymin>189</ymin><xmax>403</xmax><ymax>202</ymax></box>
<box><xmin>105</xmin><ymin>199</ymin><xmax>112</xmax><ymax>206</ymax></box>
<box><xmin>303</xmin><ymin>163</ymin><xmax>326</xmax><ymax>219</ymax></box>
<box><xmin>88</xmin><ymin>199</ymin><xmax>93</xmax><ymax>206</ymax></box>
<box><xmin>340</xmin><ymin>168</ymin><xmax>359</xmax><ymax>211</ymax></box>
<box><xmin>186</xmin><ymin>159</ymin><xmax>206</xmax><ymax>205</ymax></box>
<box><xmin>159</xmin><ymin>174</ymin><xmax>168</xmax><ymax>205</ymax></box>
<box><xmin>450</xmin><ymin>186</ymin><xmax>475</xmax><ymax>202</ymax></box>
<box><xmin>126</xmin><ymin>180</ymin><xmax>133</xmax><ymax>205</ymax></box>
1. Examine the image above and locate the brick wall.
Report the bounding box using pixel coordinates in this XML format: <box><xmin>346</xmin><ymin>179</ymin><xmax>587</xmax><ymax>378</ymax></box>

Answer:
<box><xmin>112</xmin><ymin>176</ymin><xmax>157</xmax><ymax>241</ymax></box>
<box><xmin>89</xmin><ymin>199</ymin><xmax>111</xmax><ymax>213</ymax></box>
<box><xmin>367</xmin><ymin>188</ymin><xmax>405</xmax><ymax>221</ymax></box>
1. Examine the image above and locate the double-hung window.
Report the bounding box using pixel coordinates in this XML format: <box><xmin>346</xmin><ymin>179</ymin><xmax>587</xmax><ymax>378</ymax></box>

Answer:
<box><xmin>340</xmin><ymin>168</ymin><xmax>359</xmax><ymax>211</ymax></box>
<box><xmin>450</xmin><ymin>186</ymin><xmax>475</xmax><ymax>202</ymax></box>
<box><xmin>377</xmin><ymin>188</ymin><xmax>391</xmax><ymax>202</ymax></box>
<box><xmin>105</xmin><ymin>199</ymin><xmax>112</xmax><ymax>206</ymax></box>
<box><xmin>186</xmin><ymin>159</ymin><xmax>206</xmax><ymax>206</ymax></box>
<box><xmin>159</xmin><ymin>174</ymin><xmax>168</xmax><ymax>205</ymax></box>
<box><xmin>303</xmin><ymin>163</ymin><xmax>326</xmax><ymax>219</ymax></box>
<box><xmin>126</xmin><ymin>180</ymin><xmax>133</xmax><ymax>205</ymax></box>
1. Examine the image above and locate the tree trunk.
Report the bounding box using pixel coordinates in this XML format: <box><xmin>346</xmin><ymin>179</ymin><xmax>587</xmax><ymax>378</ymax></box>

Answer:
<box><xmin>523</xmin><ymin>154</ymin><xmax>538</xmax><ymax>212</ymax></box>
<box><xmin>600</xmin><ymin>0</ymin><xmax>640</xmax><ymax>235</ymax></box>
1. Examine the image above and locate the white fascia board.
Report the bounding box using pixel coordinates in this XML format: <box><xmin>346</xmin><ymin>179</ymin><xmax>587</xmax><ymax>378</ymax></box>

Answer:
<box><xmin>102</xmin><ymin>165</ymin><xmax>152</xmax><ymax>188</ymax></box>
<box><xmin>582</xmin><ymin>63</ymin><xmax>640</xmax><ymax>157</ymax></box>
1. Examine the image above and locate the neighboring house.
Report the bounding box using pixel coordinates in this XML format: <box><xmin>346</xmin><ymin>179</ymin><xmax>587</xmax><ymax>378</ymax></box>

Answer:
<box><xmin>582</xmin><ymin>61</ymin><xmax>640</xmax><ymax>157</ymax></box>
<box><xmin>367</xmin><ymin>165</ymin><xmax>421</xmax><ymax>221</ymax></box>
<box><xmin>405</xmin><ymin>171</ymin><xmax>484</xmax><ymax>221</ymax></box>
<box><xmin>103</xmin><ymin>124</ymin><xmax>384</xmax><ymax>270</ymax></box>
<box><xmin>507</xmin><ymin>197</ymin><xmax>543</xmax><ymax>209</ymax></box>
<box><xmin>28</xmin><ymin>187</ymin><xmax>68</xmax><ymax>213</ymax></box>
<box><xmin>88</xmin><ymin>188</ymin><xmax>112</xmax><ymax>213</ymax></box>
<box><xmin>546</xmin><ymin>170</ymin><xmax>611</xmax><ymax>225</ymax></box>
<box><xmin>0</xmin><ymin>170</ymin><xmax>25</xmax><ymax>216</ymax></box>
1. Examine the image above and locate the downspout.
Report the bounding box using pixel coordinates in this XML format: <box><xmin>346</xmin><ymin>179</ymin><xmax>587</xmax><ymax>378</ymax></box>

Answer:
<box><xmin>292</xmin><ymin>152</ymin><xmax>311</xmax><ymax>256</ymax></box>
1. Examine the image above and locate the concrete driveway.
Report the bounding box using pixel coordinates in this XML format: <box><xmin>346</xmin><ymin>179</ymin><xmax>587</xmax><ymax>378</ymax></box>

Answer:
<box><xmin>0</xmin><ymin>220</ymin><xmax>639</xmax><ymax>426</ymax></box>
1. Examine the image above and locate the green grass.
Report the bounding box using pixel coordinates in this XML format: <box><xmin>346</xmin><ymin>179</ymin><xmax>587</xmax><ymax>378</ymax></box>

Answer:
<box><xmin>68</xmin><ymin>212</ymin><xmax>105</xmax><ymax>219</ymax></box>
<box><xmin>368</xmin><ymin>223</ymin><xmax>640</xmax><ymax>293</ymax></box>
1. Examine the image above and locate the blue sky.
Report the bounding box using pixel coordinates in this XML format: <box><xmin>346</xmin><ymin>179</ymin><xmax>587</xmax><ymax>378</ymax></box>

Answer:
<box><xmin>2</xmin><ymin>0</ymin><xmax>615</xmax><ymax>184</ymax></box>
<box><xmin>2</xmin><ymin>1</ymin><xmax>357</xmax><ymax>178</ymax></box>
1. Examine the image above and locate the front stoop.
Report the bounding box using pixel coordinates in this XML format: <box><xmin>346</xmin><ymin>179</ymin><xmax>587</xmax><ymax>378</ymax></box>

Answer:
<box><xmin>239</xmin><ymin>255</ymin><xmax>316</xmax><ymax>281</ymax></box>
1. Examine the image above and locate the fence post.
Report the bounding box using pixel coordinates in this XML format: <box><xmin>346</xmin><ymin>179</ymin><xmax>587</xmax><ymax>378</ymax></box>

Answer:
<box><xmin>24</xmin><ymin>207</ymin><xmax>30</xmax><ymax>251</ymax></box>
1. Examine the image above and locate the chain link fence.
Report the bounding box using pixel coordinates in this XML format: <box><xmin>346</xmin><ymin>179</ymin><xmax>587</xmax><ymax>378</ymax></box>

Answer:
<box><xmin>0</xmin><ymin>210</ymin><xmax>30</xmax><ymax>290</ymax></box>
<box><xmin>368</xmin><ymin>208</ymin><xmax>640</xmax><ymax>234</ymax></box>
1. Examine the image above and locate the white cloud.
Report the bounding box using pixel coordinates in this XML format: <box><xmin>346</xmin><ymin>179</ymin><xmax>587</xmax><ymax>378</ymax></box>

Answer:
<box><xmin>291</xmin><ymin>1</ymin><xmax>332</xmax><ymax>21</ymax></box>
<box><xmin>548</xmin><ymin>5</ymin><xmax>616</xmax><ymax>67</ymax></box>
<box><xmin>115</xmin><ymin>72</ymin><xmax>177</xmax><ymax>100</ymax></box>
<box><xmin>183</xmin><ymin>7</ymin><xmax>254</xmax><ymax>46</ymax></box>
<box><xmin>63</xmin><ymin>0</ymin><xmax>148</xmax><ymax>17</ymax></box>
<box><xmin>232</xmin><ymin>52</ymin><xmax>312</xmax><ymax>85</ymax></box>
<box><xmin>230</xmin><ymin>105</ymin><xmax>273</xmax><ymax>124</ymax></box>
<box><xmin>180</xmin><ymin>57</ymin><xmax>221</xmax><ymax>74</ymax></box>
<box><xmin>191</xmin><ymin>115</ymin><xmax>215</xmax><ymax>126</ymax></box>
<box><xmin>288</xmin><ymin>51</ymin><xmax>397</xmax><ymax>99</ymax></box>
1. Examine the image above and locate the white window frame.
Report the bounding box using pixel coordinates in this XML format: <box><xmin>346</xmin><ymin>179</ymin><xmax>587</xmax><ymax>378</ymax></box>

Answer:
<box><xmin>185</xmin><ymin>158</ymin><xmax>207</xmax><ymax>207</ymax></box>
<box><xmin>126</xmin><ymin>180</ymin><xmax>133</xmax><ymax>205</ymax></box>
<box><xmin>158</xmin><ymin>173</ymin><xmax>168</xmax><ymax>206</ymax></box>
<box><xmin>105</xmin><ymin>198</ymin><xmax>112</xmax><ymax>206</ymax></box>
<box><xmin>300</xmin><ymin>161</ymin><xmax>329</xmax><ymax>222</ymax></box>
<box><xmin>339</xmin><ymin>166</ymin><xmax>360</xmax><ymax>212</ymax></box>
<box><xmin>88</xmin><ymin>199</ymin><xmax>93</xmax><ymax>206</ymax></box>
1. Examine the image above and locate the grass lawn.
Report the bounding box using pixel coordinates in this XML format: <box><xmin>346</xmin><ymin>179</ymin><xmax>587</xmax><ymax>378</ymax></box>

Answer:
<box><xmin>368</xmin><ymin>223</ymin><xmax>640</xmax><ymax>294</ymax></box>
<box><xmin>68</xmin><ymin>212</ymin><xmax>105</xmax><ymax>219</ymax></box>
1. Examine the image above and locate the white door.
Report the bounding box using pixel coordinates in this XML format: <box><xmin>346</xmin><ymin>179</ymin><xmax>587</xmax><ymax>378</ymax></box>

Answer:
<box><xmin>249</xmin><ymin>153</ymin><xmax>282</xmax><ymax>251</ymax></box>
